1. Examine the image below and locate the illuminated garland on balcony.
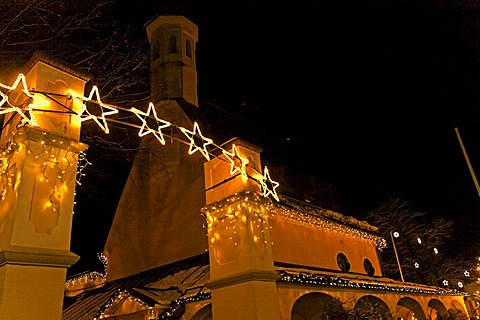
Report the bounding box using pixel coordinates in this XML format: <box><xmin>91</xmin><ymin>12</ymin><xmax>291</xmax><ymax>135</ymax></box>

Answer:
<box><xmin>278</xmin><ymin>270</ymin><xmax>468</xmax><ymax>296</ymax></box>
<box><xmin>0</xmin><ymin>74</ymin><xmax>281</xmax><ymax>202</ymax></box>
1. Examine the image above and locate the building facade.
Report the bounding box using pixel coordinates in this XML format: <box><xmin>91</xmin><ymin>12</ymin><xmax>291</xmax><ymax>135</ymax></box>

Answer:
<box><xmin>60</xmin><ymin>15</ymin><xmax>477</xmax><ymax>320</ymax></box>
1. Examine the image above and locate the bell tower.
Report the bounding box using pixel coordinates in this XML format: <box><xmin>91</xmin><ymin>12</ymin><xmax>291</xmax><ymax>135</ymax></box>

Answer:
<box><xmin>146</xmin><ymin>15</ymin><xmax>198</xmax><ymax>106</ymax></box>
<box><xmin>0</xmin><ymin>52</ymin><xmax>90</xmax><ymax>320</ymax></box>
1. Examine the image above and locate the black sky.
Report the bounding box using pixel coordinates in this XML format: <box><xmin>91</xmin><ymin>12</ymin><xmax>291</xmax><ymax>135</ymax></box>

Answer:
<box><xmin>69</xmin><ymin>0</ymin><xmax>480</xmax><ymax>275</ymax></box>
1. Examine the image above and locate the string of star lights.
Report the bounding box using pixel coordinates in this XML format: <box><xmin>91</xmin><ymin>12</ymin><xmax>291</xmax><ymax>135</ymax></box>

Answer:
<box><xmin>0</xmin><ymin>73</ymin><xmax>281</xmax><ymax>202</ymax></box>
<box><xmin>0</xmin><ymin>73</ymin><xmax>50</xmax><ymax>127</ymax></box>
<box><xmin>389</xmin><ymin>232</ymin><xmax>478</xmax><ymax>290</ymax></box>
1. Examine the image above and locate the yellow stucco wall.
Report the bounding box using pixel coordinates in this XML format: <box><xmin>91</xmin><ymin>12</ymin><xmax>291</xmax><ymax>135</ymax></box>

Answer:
<box><xmin>270</xmin><ymin>216</ymin><xmax>382</xmax><ymax>277</ymax></box>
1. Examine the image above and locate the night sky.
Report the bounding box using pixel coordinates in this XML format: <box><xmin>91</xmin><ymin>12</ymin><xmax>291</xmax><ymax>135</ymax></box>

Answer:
<box><xmin>69</xmin><ymin>0</ymin><xmax>480</xmax><ymax>275</ymax></box>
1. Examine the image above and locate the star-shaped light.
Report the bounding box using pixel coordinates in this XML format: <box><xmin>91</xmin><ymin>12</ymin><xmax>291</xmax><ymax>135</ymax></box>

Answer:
<box><xmin>414</xmin><ymin>262</ymin><xmax>419</xmax><ymax>268</ymax></box>
<box><xmin>260</xmin><ymin>166</ymin><xmax>279</xmax><ymax>202</ymax></box>
<box><xmin>465</xmin><ymin>271</ymin><xmax>470</xmax><ymax>277</ymax></box>
<box><xmin>433</xmin><ymin>247</ymin><xmax>438</xmax><ymax>254</ymax></box>
<box><xmin>393</xmin><ymin>231</ymin><xmax>400</xmax><ymax>238</ymax></box>
<box><xmin>458</xmin><ymin>281</ymin><xmax>464</xmax><ymax>288</ymax></box>
<box><xmin>131</xmin><ymin>103</ymin><xmax>171</xmax><ymax>145</ymax></box>
<box><xmin>180</xmin><ymin>121</ymin><xmax>213</xmax><ymax>160</ymax></box>
<box><xmin>75</xmin><ymin>85</ymin><xmax>118</xmax><ymax>133</ymax></box>
<box><xmin>443</xmin><ymin>279</ymin><xmax>449</xmax><ymax>286</ymax></box>
<box><xmin>417</xmin><ymin>237</ymin><xmax>422</xmax><ymax>244</ymax></box>
<box><xmin>222</xmin><ymin>144</ymin><xmax>249</xmax><ymax>180</ymax></box>
<box><xmin>0</xmin><ymin>73</ymin><xmax>45</xmax><ymax>126</ymax></box>
<box><xmin>0</xmin><ymin>73</ymin><xmax>34</xmax><ymax>100</ymax></box>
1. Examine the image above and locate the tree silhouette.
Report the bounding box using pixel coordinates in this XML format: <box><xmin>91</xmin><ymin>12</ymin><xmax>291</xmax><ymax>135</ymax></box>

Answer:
<box><xmin>364</xmin><ymin>197</ymin><xmax>478</xmax><ymax>287</ymax></box>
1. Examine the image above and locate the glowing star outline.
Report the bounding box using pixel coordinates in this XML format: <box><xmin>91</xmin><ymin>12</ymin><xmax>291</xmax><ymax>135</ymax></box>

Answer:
<box><xmin>0</xmin><ymin>73</ymin><xmax>34</xmax><ymax>99</ymax></box>
<box><xmin>0</xmin><ymin>73</ymin><xmax>43</xmax><ymax>126</ymax></box>
<box><xmin>414</xmin><ymin>262</ymin><xmax>419</xmax><ymax>268</ymax></box>
<box><xmin>76</xmin><ymin>85</ymin><xmax>118</xmax><ymax>134</ymax></box>
<box><xmin>180</xmin><ymin>121</ymin><xmax>213</xmax><ymax>160</ymax></box>
<box><xmin>260</xmin><ymin>166</ymin><xmax>280</xmax><ymax>202</ymax></box>
<box><xmin>464</xmin><ymin>271</ymin><xmax>470</xmax><ymax>277</ymax></box>
<box><xmin>442</xmin><ymin>279</ymin><xmax>449</xmax><ymax>286</ymax></box>
<box><xmin>222</xmin><ymin>144</ymin><xmax>249</xmax><ymax>179</ymax></box>
<box><xmin>131</xmin><ymin>103</ymin><xmax>171</xmax><ymax>145</ymax></box>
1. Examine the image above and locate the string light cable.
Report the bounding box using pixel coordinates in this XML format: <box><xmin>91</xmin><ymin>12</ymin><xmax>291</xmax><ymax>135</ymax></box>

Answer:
<box><xmin>0</xmin><ymin>73</ymin><xmax>281</xmax><ymax>202</ymax></box>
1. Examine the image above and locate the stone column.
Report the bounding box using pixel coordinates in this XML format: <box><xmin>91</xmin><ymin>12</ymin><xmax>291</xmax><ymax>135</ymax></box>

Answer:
<box><xmin>0</xmin><ymin>52</ymin><xmax>90</xmax><ymax>320</ymax></box>
<box><xmin>203</xmin><ymin>138</ymin><xmax>281</xmax><ymax>320</ymax></box>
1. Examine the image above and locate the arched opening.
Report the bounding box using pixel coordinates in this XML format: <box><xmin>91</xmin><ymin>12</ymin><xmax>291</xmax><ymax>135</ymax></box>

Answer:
<box><xmin>169</xmin><ymin>36</ymin><xmax>177</xmax><ymax>54</ymax></box>
<box><xmin>186</xmin><ymin>39</ymin><xmax>192</xmax><ymax>58</ymax></box>
<box><xmin>291</xmin><ymin>292</ymin><xmax>348</xmax><ymax>319</ymax></box>
<box><xmin>447</xmin><ymin>300</ymin><xmax>469</xmax><ymax>320</ymax></box>
<box><xmin>353</xmin><ymin>295</ymin><xmax>392</xmax><ymax>319</ymax></box>
<box><xmin>152</xmin><ymin>40</ymin><xmax>160</xmax><ymax>60</ymax></box>
<box><xmin>397</xmin><ymin>297</ymin><xmax>426</xmax><ymax>320</ymax></box>
<box><xmin>428</xmin><ymin>299</ymin><xmax>448</xmax><ymax>319</ymax></box>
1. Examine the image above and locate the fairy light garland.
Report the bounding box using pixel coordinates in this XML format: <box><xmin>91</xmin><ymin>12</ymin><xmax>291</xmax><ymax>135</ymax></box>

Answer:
<box><xmin>201</xmin><ymin>190</ymin><xmax>388</xmax><ymax>251</ymax></box>
<box><xmin>93</xmin><ymin>288</ymin><xmax>154</xmax><ymax>320</ymax></box>
<box><xmin>269</xmin><ymin>197</ymin><xmax>387</xmax><ymax>249</ymax></box>
<box><xmin>278</xmin><ymin>270</ymin><xmax>468</xmax><ymax>296</ymax></box>
<box><xmin>0</xmin><ymin>73</ymin><xmax>281</xmax><ymax>202</ymax></box>
<box><xmin>0</xmin><ymin>126</ymin><xmax>88</xmax><ymax>212</ymax></box>
<box><xmin>65</xmin><ymin>251</ymin><xmax>108</xmax><ymax>294</ymax></box>
<box><xmin>158</xmin><ymin>290</ymin><xmax>211</xmax><ymax>320</ymax></box>
<box><xmin>201</xmin><ymin>191</ymin><xmax>272</xmax><ymax>248</ymax></box>
<box><xmin>65</xmin><ymin>271</ymin><xmax>105</xmax><ymax>289</ymax></box>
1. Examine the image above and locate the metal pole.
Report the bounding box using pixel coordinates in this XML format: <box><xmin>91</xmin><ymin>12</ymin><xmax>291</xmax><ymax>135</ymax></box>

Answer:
<box><xmin>455</xmin><ymin>127</ymin><xmax>480</xmax><ymax>200</ymax></box>
<box><xmin>390</xmin><ymin>231</ymin><xmax>404</xmax><ymax>282</ymax></box>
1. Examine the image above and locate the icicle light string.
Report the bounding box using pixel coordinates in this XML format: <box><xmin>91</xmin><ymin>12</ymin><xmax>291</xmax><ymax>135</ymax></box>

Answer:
<box><xmin>0</xmin><ymin>74</ymin><xmax>281</xmax><ymax>202</ymax></box>
<box><xmin>0</xmin><ymin>128</ymin><xmax>88</xmax><ymax>212</ymax></box>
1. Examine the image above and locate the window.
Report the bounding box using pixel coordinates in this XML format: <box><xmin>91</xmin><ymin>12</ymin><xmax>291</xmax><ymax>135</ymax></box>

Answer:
<box><xmin>186</xmin><ymin>39</ymin><xmax>192</xmax><ymax>58</ymax></box>
<box><xmin>336</xmin><ymin>253</ymin><xmax>350</xmax><ymax>272</ymax></box>
<box><xmin>168</xmin><ymin>36</ymin><xmax>177</xmax><ymax>54</ymax></box>
<box><xmin>152</xmin><ymin>40</ymin><xmax>160</xmax><ymax>60</ymax></box>
<box><xmin>364</xmin><ymin>258</ymin><xmax>375</xmax><ymax>276</ymax></box>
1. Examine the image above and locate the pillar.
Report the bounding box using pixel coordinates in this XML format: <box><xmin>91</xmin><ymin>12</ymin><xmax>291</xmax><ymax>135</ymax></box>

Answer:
<box><xmin>203</xmin><ymin>138</ymin><xmax>281</xmax><ymax>320</ymax></box>
<box><xmin>0</xmin><ymin>52</ymin><xmax>90</xmax><ymax>319</ymax></box>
